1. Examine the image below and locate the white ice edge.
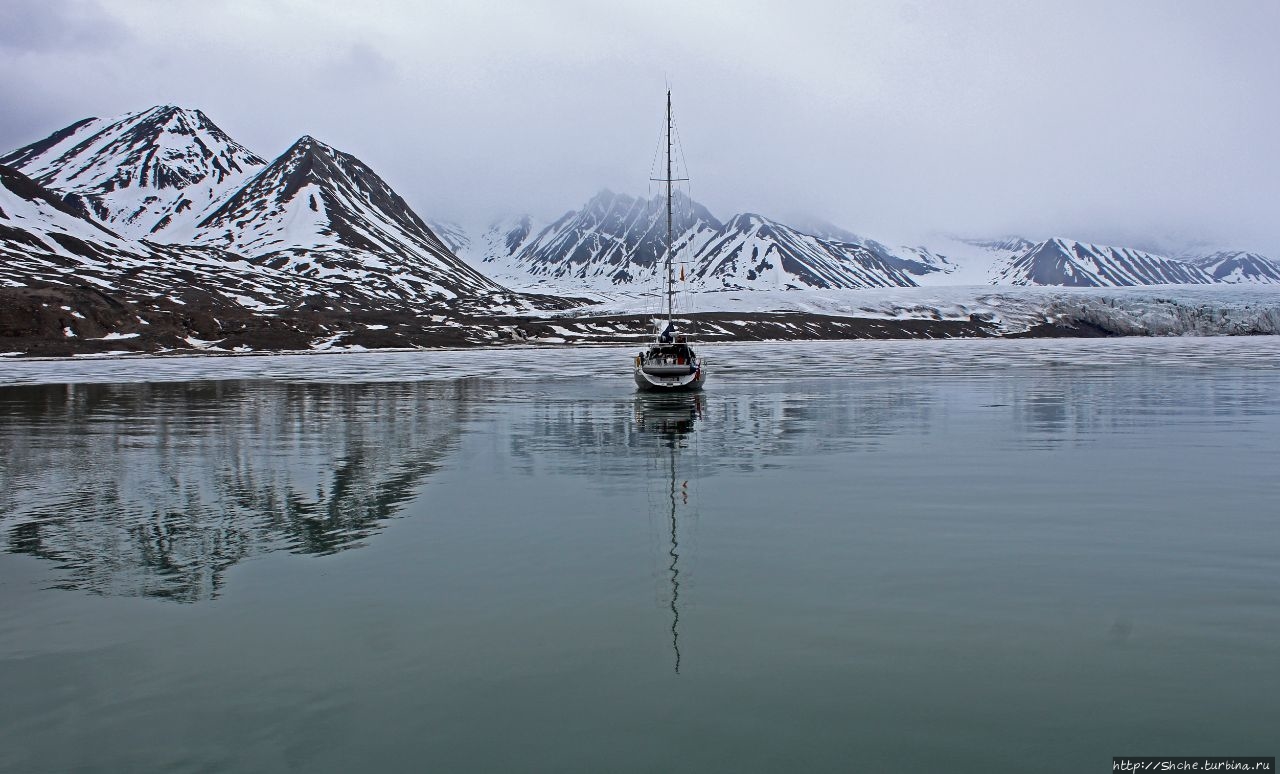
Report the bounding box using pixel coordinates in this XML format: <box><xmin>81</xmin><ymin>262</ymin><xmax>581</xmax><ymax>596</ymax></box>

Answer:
<box><xmin>535</xmin><ymin>284</ymin><xmax>1280</xmax><ymax>336</ymax></box>
<box><xmin>2</xmin><ymin>336</ymin><xmax>1280</xmax><ymax>388</ymax></box>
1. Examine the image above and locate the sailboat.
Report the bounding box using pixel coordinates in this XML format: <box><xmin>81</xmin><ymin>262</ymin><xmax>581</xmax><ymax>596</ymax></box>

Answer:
<box><xmin>633</xmin><ymin>90</ymin><xmax>707</xmax><ymax>392</ymax></box>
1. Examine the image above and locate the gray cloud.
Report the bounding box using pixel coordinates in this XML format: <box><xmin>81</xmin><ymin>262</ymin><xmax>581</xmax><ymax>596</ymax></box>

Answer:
<box><xmin>0</xmin><ymin>0</ymin><xmax>130</xmax><ymax>53</ymax></box>
<box><xmin>319</xmin><ymin>42</ymin><xmax>399</xmax><ymax>86</ymax></box>
<box><xmin>1</xmin><ymin>0</ymin><xmax>1277</xmax><ymax>254</ymax></box>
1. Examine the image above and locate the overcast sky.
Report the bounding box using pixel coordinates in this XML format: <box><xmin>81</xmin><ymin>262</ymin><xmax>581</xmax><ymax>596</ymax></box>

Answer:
<box><xmin>2</xmin><ymin>0</ymin><xmax>1277</xmax><ymax>252</ymax></box>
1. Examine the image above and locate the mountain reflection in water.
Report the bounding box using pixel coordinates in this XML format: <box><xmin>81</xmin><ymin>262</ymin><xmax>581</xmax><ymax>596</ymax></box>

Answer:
<box><xmin>3</xmin><ymin>367</ymin><xmax>1264</xmax><ymax>610</ymax></box>
<box><xmin>0</xmin><ymin>380</ymin><xmax>479</xmax><ymax>601</ymax></box>
<box><xmin>3</xmin><ymin>376</ymin><xmax>937</xmax><ymax>606</ymax></box>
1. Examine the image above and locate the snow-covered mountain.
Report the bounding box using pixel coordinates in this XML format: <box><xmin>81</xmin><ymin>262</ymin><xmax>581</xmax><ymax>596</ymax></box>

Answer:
<box><xmin>0</xmin><ymin>106</ymin><xmax>266</xmax><ymax>242</ymax></box>
<box><xmin>193</xmin><ymin>135</ymin><xmax>502</xmax><ymax>301</ymax></box>
<box><xmin>2</xmin><ymin>106</ymin><xmax>509</xmax><ymax>306</ymax></box>
<box><xmin>996</xmin><ymin>238</ymin><xmax>1212</xmax><ymax>287</ymax></box>
<box><xmin>453</xmin><ymin>214</ymin><xmax>546</xmax><ymax>290</ymax></box>
<box><xmin>469</xmin><ymin>192</ymin><xmax>1250</xmax><ymax>293</ymax></box>
<box><xmin>0</xmin><ymin>102</ymin><xmax>544</xmax><ymax>357</ymax></box>
<box><xmin>790</xmin><ymin>217</ymin><xmax>954</xmax><ymax>279</ymax></box>
<box><xmin>426</xmin><ymin>218</ymin><xmax>471</xmax><ymax>254</ymax></box>
<box><xmin>693</xmin><ymin>213</ymin><xmax>915</xmax><ymax>290</ymax></box>
<box><xmin>497</xmin><ymin>189</ymin><xmax>722</xmax><ymax>288</ymax></box>
<box><xmin>476</xmin><ymin>214</ymin><xmax>537</xmax><ymax>264</ymax></box>
<box><xmin>470</xmin><ymin>191</ymin><xmax>917</xmax><ymax>292</ymax></box>
<box><xmin>1184</xmin><ymin>251</ymin><xmax>1280</xmax><ymax>284</ymax></box>
<box><xmin>5</xmin><ymin>103</ymin><xmax>1280</xmax><ymax>357</ymax></box>
<box><xmin>0</xmin><ymin>162</ymin><xmax>380</xmax><ymax>318</ymax></box>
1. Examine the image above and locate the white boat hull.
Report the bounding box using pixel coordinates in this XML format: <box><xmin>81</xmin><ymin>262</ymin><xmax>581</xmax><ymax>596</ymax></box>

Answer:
<box><xmin>634</xmin><ymin>364</ymin><xmax>706</xmax><ymax>392</ymax></box>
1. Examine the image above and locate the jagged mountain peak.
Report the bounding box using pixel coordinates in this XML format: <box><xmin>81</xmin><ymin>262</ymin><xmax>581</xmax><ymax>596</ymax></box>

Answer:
<box><xmin>1</xmin><ymin>105</ymin><xmax>267</xmax><ymax>241</ymax></box>
<box><xmin>1185</xmin><ymin>250</ymin><xmax>1280</xmax><ymax>284</ymax></box>
<box><xmin>693</xmin><ymin>212</ymin><xmax>916</xmax><ymax>291</ymax></box>
<box><xmin>2</xmin><ymin>105</ymin><xmax>265</xmax><ymax>192</ymax></box>
<box><xmin>584</xmin><ymin>187</ymin><xmax>622</xmax><ymax>207</ymax></box>
<box><xmin>580</xmin><ymin>188</ymin><xmax>669</xmax><ymax>220</ymax></box>
<box><xmin>579</xmin><ymin>186</ymin><xmax>705</xmax><ymax>215</ymax></box>
<box><xmin>725</xmin><ymin>212</ymin><xmax>770</xmax><ymax>229</ymax></box>
<box><xmin>277</xmin><ymin>134</ymin><xmax>344</xmax><ymax>166</ymax></box>
<box><xmin>481</xmin><ymin>194</ymin><xmax>926</xmax><ymax>292</ymax></box>
<box><xmin>484</xmin><ymin>188</ymin><xmax>725</xmax><ymax>288</ymax></box>
<box><xmin>290</xmin><ymin>134</ymin><xmax>325</xmax><ymax>151</ymax></box>
<box><xmin>1197</xmin><ymin>249</ymin><xmax>1267</xmax><ymax>262</ymax></box>
<box><xmin>4</xmin><ymin>108</ymin><xmax>512</xmax><ymax>317</ymax></box>
<box><xmin>569</xmin><ymin>188</ymin><xmax>722</xmax><ymax>236</ymax></box>
<box><xmin>201</xmin><ymin>134</ymin><xmax>419</xmax><ymax>231</ymax></box>
<box><xmin>143</xmin><ymin>104</ymin><xmax>186</xmax><ymax>118</ymax></box>
<box><xmin>192</xmin><ymin>135</ymin><xmax>502</xmax><ymax>299</ymax></box>
<box><xmin>1041</xmin><ymin>236</ymin><xmax>1136</xmax><ymax>256</ymax></box>
<box><xmin>998</xmin><ymin>237</ymin><xmax>1211</xmax><ymax>287</ymax></box>
<box><xmin>225</xmin><ymin>134</ymin><xmax>365</xmax><ymax>209</ymax></box>
<box><xmin>718</xmin><ymin>213</ymin><xmax>794</xmax><ymax>245</ymax></box>
<box><xmin>138</xmin><ymin>104</ymin><xmax>211</xmax><ymax>129</ymax></box>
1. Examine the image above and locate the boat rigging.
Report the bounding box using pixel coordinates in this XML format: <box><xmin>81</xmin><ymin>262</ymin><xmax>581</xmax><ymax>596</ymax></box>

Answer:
<box><xmin>633</xmin><ymin>90</ymin><xmax>707</xmax><ymax>392</ymax></box>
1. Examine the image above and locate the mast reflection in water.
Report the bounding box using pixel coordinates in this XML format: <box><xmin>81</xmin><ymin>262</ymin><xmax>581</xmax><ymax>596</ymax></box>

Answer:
<box><xmin>634</xmin><ymin>392</ymin><xmax>704</xmax><ymax>674</ymax></box>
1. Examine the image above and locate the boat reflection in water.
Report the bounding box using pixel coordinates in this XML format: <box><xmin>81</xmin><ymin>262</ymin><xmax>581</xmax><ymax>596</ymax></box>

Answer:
<box><xmin>634</xmin><ymin>391</ymin><xmax>704</xmax><ymax>673</ymax></box>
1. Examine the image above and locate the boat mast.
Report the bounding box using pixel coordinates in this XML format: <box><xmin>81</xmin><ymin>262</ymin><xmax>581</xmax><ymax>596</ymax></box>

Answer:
<box><xmin>665</xmin><ymin>89</ymin><xmax>675</xmax><ymax>327</ymax></box>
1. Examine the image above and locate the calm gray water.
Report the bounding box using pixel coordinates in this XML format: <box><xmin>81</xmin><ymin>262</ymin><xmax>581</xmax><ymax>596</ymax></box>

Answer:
<box><xmin>1</xmin><ymin>339</ymin><xmax>1278</xmax><ymax>773</ymax></box>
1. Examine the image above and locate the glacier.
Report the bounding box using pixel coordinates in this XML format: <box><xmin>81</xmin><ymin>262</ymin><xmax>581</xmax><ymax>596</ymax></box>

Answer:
<box><xmin>549</xmin><ymin>285</ymin><xmax>1280</xmax><ymax>337</ymax></box>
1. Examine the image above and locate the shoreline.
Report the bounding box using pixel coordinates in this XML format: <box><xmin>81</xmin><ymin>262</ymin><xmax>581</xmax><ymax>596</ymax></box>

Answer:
<box><xmin>5</xmin><ymin>283</ymin><xmax>1279</xmax><ymax>359</ymax></box>
<box><xmin>0</xmin><ymin>309</ymin><xmax>1099</xmax><ymax>360</ymax></box>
